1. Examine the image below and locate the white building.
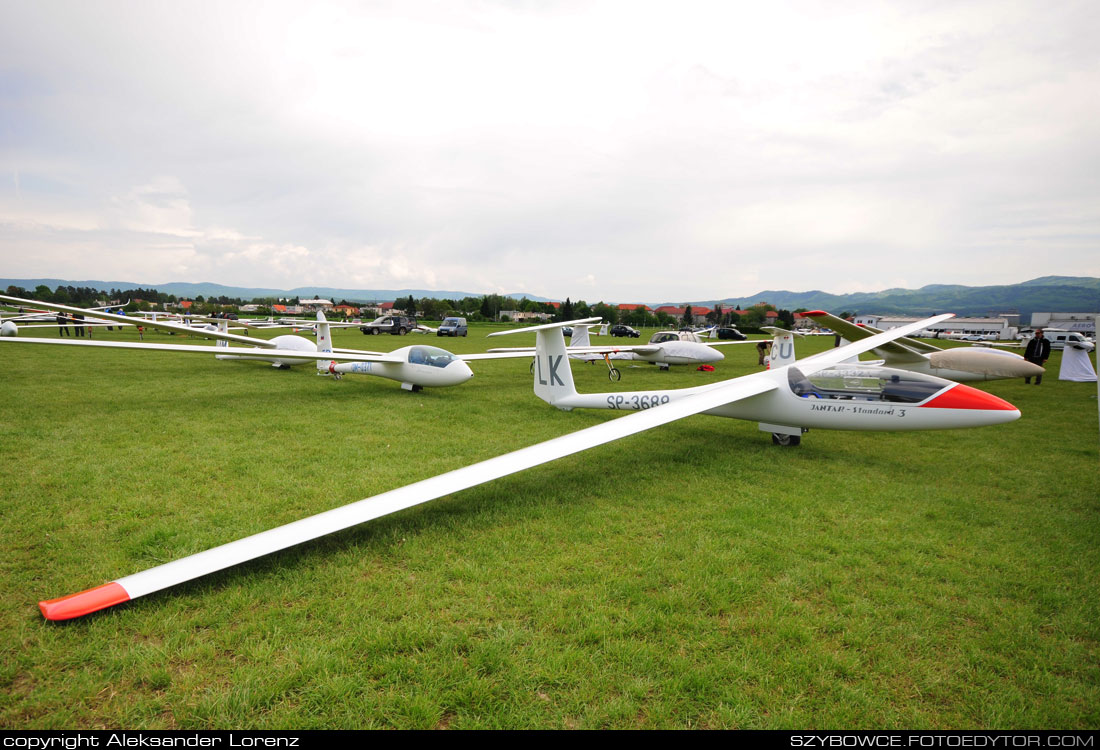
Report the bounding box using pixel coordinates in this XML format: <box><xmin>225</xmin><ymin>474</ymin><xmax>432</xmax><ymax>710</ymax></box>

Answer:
<box><xmin>853</xmin><ymin>315</ymin><xmax>1017</xmax><ymax>339</ymax></box>
<box><xmin>1028</xmin><ymin>312</ymin><xmax>1096</xmax><ymax>336</ymax></box>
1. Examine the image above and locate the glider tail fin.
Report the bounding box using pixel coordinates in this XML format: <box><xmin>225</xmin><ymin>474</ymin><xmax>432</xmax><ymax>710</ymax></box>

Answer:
<box><xmin>570</xmin><ymin>324</ymin><xmax>592</xmax><ymax>347</ymax></box>
<box><xmin>216</xmin><ymin>319</ymin><xmax>229</xmax><ymax>348</ymax></box>
<box><xmin>316</xmin><ymin>311</ymin><xmax>333</xmax><ymax>372</ymax></box>
<box><xmin>764</xmin><ymin>329</ymin><xmax>798</xmax><ymax>369</ymax></box>
<box><xmin>534</xmin><ymin>327</ymin><xmax>578</xmax><ymax>407</ymax></box>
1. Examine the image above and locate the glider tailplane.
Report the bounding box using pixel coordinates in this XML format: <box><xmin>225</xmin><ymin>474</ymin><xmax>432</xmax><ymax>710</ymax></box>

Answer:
<box><xmin>534</xmin><ymin>327</ymin><xmax>578</xmax><ymax>408</ymax></box>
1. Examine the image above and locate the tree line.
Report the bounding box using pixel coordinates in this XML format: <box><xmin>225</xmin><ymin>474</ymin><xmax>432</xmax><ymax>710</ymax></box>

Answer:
<box><xmin>5</xmin><ymin>284</ymin><xmax>801</xmax><ymax>327</ymax></box>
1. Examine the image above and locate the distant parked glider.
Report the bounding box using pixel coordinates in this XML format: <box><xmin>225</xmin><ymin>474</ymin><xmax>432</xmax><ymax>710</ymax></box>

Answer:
<box><xmin>802</xmin><ymin>310</ymin><xmax>1044</xmax><ymax>382</ymax></box>
<box><xmin>490</xmin><ymin>322</ymin><xmax>756</xmax><ymax>380</ymax></box>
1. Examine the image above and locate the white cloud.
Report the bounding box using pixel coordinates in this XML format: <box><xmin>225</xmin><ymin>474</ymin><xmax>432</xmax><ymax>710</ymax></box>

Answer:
<box><xmin>0</xmin><ymin>0</ymin><xmax>1097</xmax><ymax>300</ymax></box>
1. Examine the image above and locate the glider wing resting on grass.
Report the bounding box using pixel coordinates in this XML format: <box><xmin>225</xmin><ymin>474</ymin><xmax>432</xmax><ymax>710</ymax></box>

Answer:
<box><xmin>802</xmin><ymin>309</ymin><xmax>1044</xmax><ymax>382</ymax></box>
<box><xmin>33</xmin><ymin>314</ymin><xmax>1021</xmax><ymax>621</ymax></box>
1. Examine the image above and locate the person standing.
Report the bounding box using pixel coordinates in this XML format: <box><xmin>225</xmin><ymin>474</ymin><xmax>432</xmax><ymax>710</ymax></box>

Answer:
<box><xmin>1024</xmin><ymin>329</ymin><xmax>1051</xmax><ymax>384</ymax></box>
<box><xmin>756</xmin><ymin>340</ymin><xmax>771</xmax><ymax>366</ymax></box>
<box><xmin>56</xmin><ymin>313</ymin><xmax>70</xmax><ymax>336</ymax></box>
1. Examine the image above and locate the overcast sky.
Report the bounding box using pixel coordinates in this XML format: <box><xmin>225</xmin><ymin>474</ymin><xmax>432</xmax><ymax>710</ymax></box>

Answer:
<box><xmin>1</xmin><ymin>0</ymin><xmax>1097</xmax><ymax>302</ymax></box>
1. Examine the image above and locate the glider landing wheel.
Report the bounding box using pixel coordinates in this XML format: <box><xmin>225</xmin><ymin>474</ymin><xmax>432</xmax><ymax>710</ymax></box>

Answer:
<box><xmin>608</xmin><ymin>367</ymin><xmax>621</xmax><ymax>381</ymax></box>
<box><xmin>771</xmin><ymin>433</ymin><xmax>801</xmax><ymax>447</ymax></box>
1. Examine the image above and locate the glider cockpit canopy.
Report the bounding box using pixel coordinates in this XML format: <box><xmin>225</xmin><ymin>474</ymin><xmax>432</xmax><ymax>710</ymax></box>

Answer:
<box><xmin>407</xmin><ymin>346</ymin><xmax>460</xmax><ymax>368</ymax></box>
<box><xmin>649</xmin><ymin>330</ymin><xmax>704</xmax><ymax>344</ymax></box>
<box><xmin>788</xmin><ymin>365</ymin><xmax>948</xmax><ymax>404</ymax></box>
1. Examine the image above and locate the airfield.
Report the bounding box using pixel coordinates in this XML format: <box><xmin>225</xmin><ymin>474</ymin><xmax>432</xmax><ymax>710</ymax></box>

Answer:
<box><xmin>1</xmin><ymin>322</ymin><xmax>1097</xmax><ymax>729</ymax></box>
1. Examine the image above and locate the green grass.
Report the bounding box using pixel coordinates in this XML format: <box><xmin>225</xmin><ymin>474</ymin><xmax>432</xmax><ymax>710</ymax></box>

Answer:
<box><xmin>0</xmin><ymin>324</ymin><xmax>1097</xmax><ymax>728</ymax></box>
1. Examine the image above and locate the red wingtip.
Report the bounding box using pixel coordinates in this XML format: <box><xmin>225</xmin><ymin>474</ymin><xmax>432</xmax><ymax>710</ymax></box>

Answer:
<box><xmin>803</xmin><ymin>310</ymin><xmax>827</xmax><ymax>316</ymax></box>
<box><xmin>39</xmin><ymin>582</ymin><xmax>130</xmax><ymax>621</ymax></box>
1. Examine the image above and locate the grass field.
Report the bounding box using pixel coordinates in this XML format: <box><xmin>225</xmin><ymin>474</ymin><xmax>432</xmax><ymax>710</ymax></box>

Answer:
<box><xmin>1</xmin><ymin>322</ymin><xmax>1097</xmax><ymax>729</ymax></box>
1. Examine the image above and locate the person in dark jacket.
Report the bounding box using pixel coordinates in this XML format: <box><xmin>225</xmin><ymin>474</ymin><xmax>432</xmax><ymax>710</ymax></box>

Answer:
<box><xmin>756</xmin><ymin>340</ymin><xmax>771</xmax><ymax>366</ymax></box>
<box><xmin>56</xmin><ymin>313</ymin><xmax>70</xmax><ymax>336</ymax></box>
<box><xmin>1024</xmin><ymin>329</ymin><xmax>1051</xmax><ymax>384</ymax></box>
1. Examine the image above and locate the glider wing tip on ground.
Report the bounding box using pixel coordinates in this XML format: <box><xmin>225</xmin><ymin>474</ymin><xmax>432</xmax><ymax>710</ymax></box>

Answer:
<box><xmin>39</xmin><ymin>582</ymin><xmax>130</xmax><ymax>621</ymax></box>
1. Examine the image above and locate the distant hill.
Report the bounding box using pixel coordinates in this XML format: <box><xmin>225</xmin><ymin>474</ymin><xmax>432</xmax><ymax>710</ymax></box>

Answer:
<box><xmin>3</xmin><ymin>276</ymin><xmax>1096</xmax><ymax>317</ymax></box>
<box><xmin>679</xmin><ymin>276</ymin><xmax>1099</xmax><ymax>319</ymax></box>
<box><xmin>0</xmin><ymin>278</ymin><xmax>553</xmax><ymax>304</ymax></box>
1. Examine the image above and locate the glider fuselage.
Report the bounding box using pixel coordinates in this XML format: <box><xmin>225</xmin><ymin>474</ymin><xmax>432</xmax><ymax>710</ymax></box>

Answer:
<box><xmin>543</xmin><ymin>357</ymin><xmax>1019</xmax><ymax>433</ymax></box>
<box><xmin>326</xmin><ymin>345</ymin><xmax>474</xmax><ymax>389</ymax></box>
<box><xmin>617</xmin><ymin>341</ymin><xmax>724</xmax><ymax>366</ymax></box>
<box><xmin>215</xmin><ymin>334</ymin><xmax>317</xmax><ymax>367</ymax></box>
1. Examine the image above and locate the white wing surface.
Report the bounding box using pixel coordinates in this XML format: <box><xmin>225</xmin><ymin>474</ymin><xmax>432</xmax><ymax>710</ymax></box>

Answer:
<box><xmin>486</xmin><ymin>345</ymin><xmax>664</xmax><ymax>356</ymax></box>
<box><xmin>456</xmin><ymin>351</ymin><xmax>551</xmax><ymax>361</ymax></box>
<box><xmin>40</xmin><ymin>373</ymin><xmax>777</xmax><ymax>620</ymax></box>
<box><xmin>0</xmin><ymin>294</ymin><xmax>276</xmax><ymax>348</ymax></box>
<box><xmin>793</xmin><ymin>314</ymin><xmax>955</xmax><ymax>372</ymax></box>
<box><xmin>0</xmin><ymin>336</ymin><xmax>406</xmax><ymax>364</ymax></box>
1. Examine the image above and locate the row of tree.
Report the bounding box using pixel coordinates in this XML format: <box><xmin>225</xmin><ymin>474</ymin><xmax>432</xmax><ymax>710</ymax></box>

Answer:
<box><xmin>4</xmin><ymin>285</ymin><xmax>301</xmax><ymax>315</ymax></box>
<box><xmin>6</xmin><ymin>285</ymin><xmax>806</xmax><ymax>327</ymax></box>
<box><xmin>392</xmin><ymin>294</ymin><xmax>801</xmax><ymax>328</ymax></box>
<box><xmin>4</xmin><ymin>284</ymin><xmax>184</xmax><ymax>306</ymax></box>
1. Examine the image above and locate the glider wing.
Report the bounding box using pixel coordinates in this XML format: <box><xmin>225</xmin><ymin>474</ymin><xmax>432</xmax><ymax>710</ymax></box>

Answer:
<box><xmin>0</xmin><ymin>337</ymin><xmax>406</xmax><ymax>364</ymax></box>
<box><xmin>0</xmin><ymin>294</ymin><xmax>277</xmax><ymax>349</ymax></box>
<box><xmin>40</xmin><ymin>372</ymin><xmax>778</xmax><ymax>620</ymax></box>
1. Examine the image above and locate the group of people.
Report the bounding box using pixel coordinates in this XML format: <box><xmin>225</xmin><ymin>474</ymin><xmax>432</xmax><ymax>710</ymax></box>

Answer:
<box><xmin>54</xmin><ymin>312</ymin><xmax>87</xmax><ymax>337</ymax></box>
<box><xmin>52</xmin><ymin>308</ymin><xmax>148</xmax><ymax>340</ymax></box>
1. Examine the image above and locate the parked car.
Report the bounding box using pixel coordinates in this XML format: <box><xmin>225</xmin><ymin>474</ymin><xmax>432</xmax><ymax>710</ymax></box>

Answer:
<box><xmin>437</xmin><ymin>317</ymin><xmax>468</xmax><ymax>337</ymax></box>
<box><xmin>360</xmin><ymin>315</ymin><xmax>418</xmax><ymax>335</ymax></box>
<box><xmin>715</xmin><ymin>327</ymin><xmax>746</xmax><ymax>340</ymax></box>
<box><xmin>610</xmin><ymin>325</ymin><xmax>640</xmax><ymax>338</ymax></box>
<box><xmin>1029</xmin><ymin>329</ymin><xmax>1095</xmax><ymax>351</ymax></box>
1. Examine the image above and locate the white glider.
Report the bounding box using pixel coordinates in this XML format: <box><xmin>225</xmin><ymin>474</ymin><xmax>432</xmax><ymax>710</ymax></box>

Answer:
<box><xmin>803</xmin><ymin>310</ymin><xmax>1044</xmax><ymax>382</ymax></box>
<box><xmin>489</xmin><ymin>323</ymin><xmax>755</xmax><ymax>379</ymax></box>
<box><xmin>36</xmin><ymin>314</ymin><xmax>1019</xmax><ymax>620</ymax></box>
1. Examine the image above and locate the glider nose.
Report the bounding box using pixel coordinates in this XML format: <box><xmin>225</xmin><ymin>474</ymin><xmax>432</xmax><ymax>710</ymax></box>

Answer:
<box><xmin>703</xmin><ymin>346</ymin><xmax>724</xmax><ymax>363</ymax></box>
<box><xmin>1017</xmin><ymin>360</ymin><xmax>1046</xmax><ymax>377</ymax></box>
<box><xmin>452</xmin><ymin>360</ymin><xmax>474</xmax><ymax>383</ymax></box>
<box><xmin>921</xmin><ymin>384</ymin><xmax>1020</xmax><ymax>424</ymax></box>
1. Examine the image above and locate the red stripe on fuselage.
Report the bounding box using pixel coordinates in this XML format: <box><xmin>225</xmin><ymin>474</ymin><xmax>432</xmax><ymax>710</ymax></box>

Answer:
<box><xmin>921</xmin><ymin>384</ymin><xmax>1017</xmax><ymax>411</ymax></box>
